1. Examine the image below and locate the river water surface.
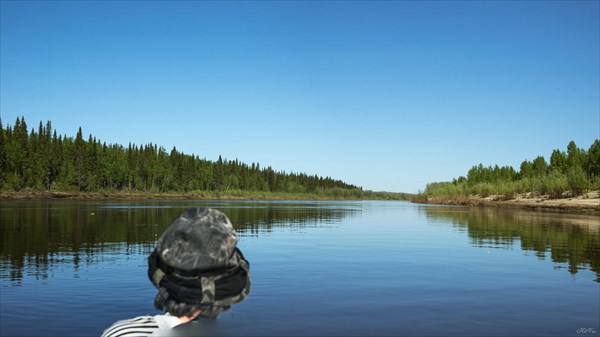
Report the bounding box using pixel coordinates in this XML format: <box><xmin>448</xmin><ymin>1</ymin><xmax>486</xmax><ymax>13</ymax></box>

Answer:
<box><xmin>0</xmin><ymin>200</ymin><xmax>599</xmax><ymax>337</ymax></box>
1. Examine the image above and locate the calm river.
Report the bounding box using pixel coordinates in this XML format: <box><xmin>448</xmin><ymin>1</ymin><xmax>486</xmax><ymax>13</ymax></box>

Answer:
<box><xmin>0</xmin><ymin>200</ymin><xmax>599</xmax><ymax>337</ymax></box>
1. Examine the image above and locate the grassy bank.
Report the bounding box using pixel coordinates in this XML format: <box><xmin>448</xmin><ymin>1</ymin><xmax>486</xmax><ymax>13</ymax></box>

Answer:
<box><xmin>0</xmin><ymin>188</ymin><xmax>412</xmax><ymax>201</ymax></box>
<box><xmin>410</xmin><ymin>187</ymin><xmax>600</xmax><ymax>214</ymax></box>
<box><xmin>418</xmin><ymin>172</ymin><xmax>600</xmax><ymax>202</ymax></box>
<box><xmin>412</xmin><ymin>139</ymin><xmax>600</xmax><ymax>213</ymax></box>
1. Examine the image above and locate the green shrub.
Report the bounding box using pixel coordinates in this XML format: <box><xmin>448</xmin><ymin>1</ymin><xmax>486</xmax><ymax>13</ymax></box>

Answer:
<box><xmin>567</xmin><ymin>166</ymin><xmax>590</xmax><ymax>196</ymax></box>
<box><xmin>591</xmin><ymin>176</ymin><xmax>600</xmax><ymax>191</ymax></box>
<box><xmin>540</xmin><ymin>171</ymin><xmax>568</xmax><ymax>198</ymax></box>
<box><xmin>4</xmin><ymin>172</ymin><xmax>23</xmax><ymax>190</ymax></box>
<box><xmin>474</xmin><ymin>182</ymin><xmax>494</xmax><ymax>197</ymax></box>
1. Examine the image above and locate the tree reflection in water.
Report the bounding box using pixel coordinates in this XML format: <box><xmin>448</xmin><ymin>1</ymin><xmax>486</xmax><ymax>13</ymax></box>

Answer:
<box><xmin>0</xmin><ymin>200</ymin><xmax>361</xmax><ymax>284</ymax></box>
<box><xmin>423</xmin><ymin>206</ymin><xmax>600</xmax><ymax>282</ymax></box>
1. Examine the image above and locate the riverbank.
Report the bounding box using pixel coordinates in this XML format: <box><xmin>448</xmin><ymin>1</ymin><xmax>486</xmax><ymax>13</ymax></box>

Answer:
<box><xmin>422</xmin><ymin>191</ymin><xmax>600</xmax><ymax>214</ymax></box>
<box><xmin>3</xmin><ymin>189</ymin><xmax>598</xmax><ymax>214</ymax></box>
<box><xmin>0</xmin><ymin>189</ymin><xmax>407</xmax><ymax>201</ymax></box>
<box><xmin>0</xmin><ymin>190</ymin><xmax>332</xmax><ymax>200</ymax></box>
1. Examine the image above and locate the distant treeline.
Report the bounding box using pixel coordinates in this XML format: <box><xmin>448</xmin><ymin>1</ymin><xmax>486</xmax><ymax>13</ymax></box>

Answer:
<box><xmin>424</xmin><ymin>140</ymin><xmax>600</xmax><ymax>200</ymax></box>
<box><xmin>0</xmin><ymin>117</ymin><xmax>405</xmax><ymax>199</ymax></box>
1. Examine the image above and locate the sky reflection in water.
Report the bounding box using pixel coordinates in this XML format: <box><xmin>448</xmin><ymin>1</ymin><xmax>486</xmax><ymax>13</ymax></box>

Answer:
<box><xmin>0</xmin><ymin>200</ymin><xmax>598</xmax><ymax>337</ymax></box>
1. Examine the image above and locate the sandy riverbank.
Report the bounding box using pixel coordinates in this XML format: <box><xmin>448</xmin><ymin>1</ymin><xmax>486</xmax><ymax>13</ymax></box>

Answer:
<box><xmin>2</xmin><ymin>190</ymin><xmax>598</xmax><ymax>215</ymax></box>
<box><xmin>426</xmin><ymin>191</ymin><xmax>600</xmax><ymax>215</ymax></box>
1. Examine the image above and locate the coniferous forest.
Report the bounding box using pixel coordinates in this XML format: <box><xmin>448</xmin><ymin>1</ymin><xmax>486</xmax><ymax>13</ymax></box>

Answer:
<box><xmin>0</xmin><ymin>117</ymin><xmax>407</xmax><ymax>199</ymax></box>
<box><xmin>2</xmin><ymin>117</ymin><xmax>597</xmax><ymax>201</ymax></box>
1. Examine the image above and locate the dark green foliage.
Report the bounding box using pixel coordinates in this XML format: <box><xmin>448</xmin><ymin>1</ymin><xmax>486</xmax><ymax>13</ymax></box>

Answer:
<box><xmin>586</xmin><ymin>140</ymin><xmax>600</xmax><ymax>177</ymax></box>
<box><xmin>567</xmin><ymin>166</ymin><xmax>589</xmax><ymax>196</ymax></box>
<box><xmin>426</xmin><ymin>139</ymin><xmax>599</xmax><ymax>199</ymax></box>
<box><xmin>550</xmin><ymin>149</ymin><xmax>567</xmax><ymax>173</ymax></box>
<box><xmin>0</xmin><ymin>117</ymin><xmax>365</xmax><ymax>196</ymax></box>
<box><xmin>0</xmin><ymin>118</ymin><xmax>6</xmax><ymax>181</ymax></box>
<box><xmin>532</xmin><ymin>156</ymin><xmax>548</xmax><ymax>177</ymax></box>
<box><xmin>567</xmin><ymin>140</ymin><xmax>587</xmax><ymax>169</ymax></box>
<box><xmin>424</xmin><ymin>207</ymin><xmax>600</xmax><ymax>281</ymax></box>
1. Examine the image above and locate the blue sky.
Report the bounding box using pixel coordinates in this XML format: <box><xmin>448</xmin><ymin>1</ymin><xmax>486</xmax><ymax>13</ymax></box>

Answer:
<box><xmin>1</xmin><ymin>1</ymin><xmax>598</xmax><ymax>193</ymax></box>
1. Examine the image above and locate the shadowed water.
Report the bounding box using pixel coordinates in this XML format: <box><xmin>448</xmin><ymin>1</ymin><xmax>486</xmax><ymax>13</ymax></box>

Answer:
<box><xmin>0</xmin><ymin>200</ymin><xmax>598</xmax><ymax>337</ymax></box>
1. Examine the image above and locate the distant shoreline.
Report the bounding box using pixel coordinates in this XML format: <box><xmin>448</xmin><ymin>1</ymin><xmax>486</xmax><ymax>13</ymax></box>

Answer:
<box><xmin>2</xmin><ymin>189</ymin><xmax>598</xmax><ymax>215</ymax></box>
<box><xmin>421</xmin><ymin>191</ymin><xmax>600</xmax><ymax>215</ymax></box>
<box><xmin>0</xmin><ymin>190</ymin><xmax>378</xmax><ymax>201</ymax></box>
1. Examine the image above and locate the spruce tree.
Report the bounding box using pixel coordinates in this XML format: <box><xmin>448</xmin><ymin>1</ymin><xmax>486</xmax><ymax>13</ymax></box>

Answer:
<box><xmin>74</xmin><ymin>127</ymin><xmax>86</xmax><ymax>191</ymax></box>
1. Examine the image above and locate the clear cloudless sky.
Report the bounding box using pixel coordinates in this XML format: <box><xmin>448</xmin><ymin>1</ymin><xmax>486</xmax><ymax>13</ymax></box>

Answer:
<box><xmin>1</xmin><ymin>1</ymin><xmax>599</xmax><ymax>193</ymax></box>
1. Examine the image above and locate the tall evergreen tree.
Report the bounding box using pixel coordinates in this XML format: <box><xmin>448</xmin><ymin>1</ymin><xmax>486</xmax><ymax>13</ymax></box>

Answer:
<box><xmin>0</xmin><ymin>118</ymin><xmax>6</xmax><ymax>186</ymax></box>
<box><xmin>13</xmin><ymin>117</ymin><xmax>28</xmax><ymax>183</ymax></box>
<box><xmin>74</xmin><ymin>127</ymin><xmax>86</xmax><ymax>191</ymax></box>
